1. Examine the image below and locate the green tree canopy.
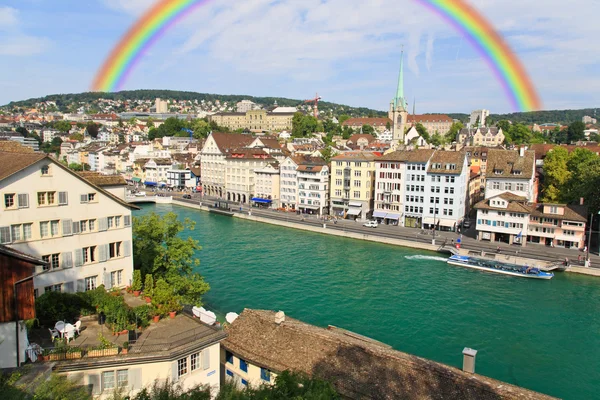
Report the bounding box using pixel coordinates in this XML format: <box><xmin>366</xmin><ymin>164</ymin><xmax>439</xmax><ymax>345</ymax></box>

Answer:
<box><xmin>415</xmin><ymin>123</ymin><xmax>430</xmax><ymax>143</ymax></box>
<box><xmin>52</xmin><ymin>120</ymin><xmax>72</xmax><ymax>133</ymax></box>
<box><xmin>567</xmin><ymin>121</ymin><xmax>585</xmax><ymax>143</ymax></box>
<box><xmin>132</xmin><ymin>212</ymin><xmax>208</xmax><ymax>306</ymax></box>
<box><xmin>542</xmin><ymin>147</ymin><xmax>570</xmax><ymax>202</ymax></box>
<box><xmin>361</xmin><ymin>124</ymin><xmax>375</xmax><ymax>136</ymax></box>
<box><xmin>86</xmin><ymin>121</ymin><xmax>100</xmax><ymax>138</ymax></box>
<box><xmin>445</xmin><ymin>121</ymin><xmax>463</xmax><ymax>143</ymax></box>
<box><xmin>292</xmin><ymin>113</ymin><xmax>318</xmax><ymax>137</ymax></box>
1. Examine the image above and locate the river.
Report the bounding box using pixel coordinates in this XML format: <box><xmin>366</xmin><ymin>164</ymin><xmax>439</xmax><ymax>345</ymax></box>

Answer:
<box><xmin>135</xmin><ymin>204</ymin><xmax>600</xmax><ymax>399</ymax></box>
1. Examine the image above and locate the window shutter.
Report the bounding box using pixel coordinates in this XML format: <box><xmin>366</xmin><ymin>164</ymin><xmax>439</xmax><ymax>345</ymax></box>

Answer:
<box><xmin>99</xmin><ymin>244</ymin><xmax>108</xmax><ymax>262</ymax></box>
<box><xmin>202</xmin><ymin>349</ymin><xmax>210</xmax><ymax>370</ymax></box>
<box><xmin>72</xmin><ymin>221</ymin><xmax>81</xmax><ymax>234</ymax></box>
<box><xmin>124</xmin><ymin>215</ymin><xmax>131</xmax><ymax>227</ymax></box>
<box><xmin>80</xmin><ymin>194</ymin><xmax>89</xmax><ymax>203</ymax></box>
<box><xmin>129</xmin><ymin>368</ymin><xmax>142</xmax><ymax>390</ymax></box>
<box><xmin>77</xmin><ymin>279</ymin><xmax>85</xmax><ymax>292</ymax></box>
<box><xmin>62</xmin><ymin>219</ymin><xmax>72</xmax><ymax>236</ymax></box>
<box><xmin>172</xmin><ymin>362</ymin><xmax>179</xmax><ymax>383</ymax></box>
<box><xmin>123</xmin><ymin>240</ymin><xmax>131</xmax><ymax>257</ymax></box>
<box><xmin>64</xmin><ymin>281</ymin><xmax>74</xmax><ymax>293</ymax></box>
<box><xmin>74</xmin><ymin>249</ymin><xmax>83</xmax><ymax>267</ymax></box>
<box><xmin>104</xmin><ymin>272</ymin><xmax>112</xmax><ymax>289</ymax></box>
<box><xmin>17</xmin><ymin>193</ymin><xmax>29</xmax><ymax>208</ymax></box>
<box><xmin>88</xmin><ymin>374</ymin><xmax>101</xmax><ymax>395</ymax></box>
<box><xmin>61</xmin><ymin>252</ymin><xmax>73</xmax><ymax>269</ymax></box>
<box><xmin>98</xmin><ymin>217</ymin><xmax>108</xmax><ymax>232</ymax></box>
<box><xmin>58</xmin><ymin>191</ymin><xmax>68</xmax><ymax>205</ymax></box>
<box><xmin>0</xmin><ymin>226</ymin><xmax>11</xmax><ymax>244</ymax></box>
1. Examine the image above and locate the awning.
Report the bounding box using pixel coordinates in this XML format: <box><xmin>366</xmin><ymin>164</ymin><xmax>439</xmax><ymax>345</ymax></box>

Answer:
<box><xmin>423</xmin><ymin>217</ymin><xmax>435</xmax><ymax>225</ymax></box>
<box><xmin>251</xmin><ymin>198</ymin><xmax>272</xmax><ymax>204</ymax></box>
<box><xmin>349</xmin><ymin>201</ymin><xmax>362</xmax><ymax>208</ymax></box>
<box><xmin>386</xmin><ymin>213</ymin><xmax>401</xmax><ymax>220</ymax></box>
<box><xmin>347</xmin><ymin>208</ymin><xmax>362</xmax><ymax>216</ymax></box>
<box><xmin>158</xmin><ymin>182</ymin><xmax>167</xmax><ymax>187</ymax></box>
<box><xmin>144</xmin><ymin>181</ymin><xmax>157</xmax><ymax>186</ymax></box>
<box><xmin>373</xmin><ymin>211</ymin><xmax>388</xmax><ymax>218</ymax></box>
<box><xmin>132</xmin><ymin>177</ymin><xmax>141</xmax><ymax>182</ymax></box>
<box><xmin>438</xmin><ymin>219</ymin><xmax>456</xmax><ymax>228</ymax></box>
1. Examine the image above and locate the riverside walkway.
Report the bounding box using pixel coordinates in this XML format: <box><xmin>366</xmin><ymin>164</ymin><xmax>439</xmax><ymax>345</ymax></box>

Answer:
<box><xmin>176</xmin><ymin>194</ymin><xmax>600</xmax><ymax>273</ymax></box>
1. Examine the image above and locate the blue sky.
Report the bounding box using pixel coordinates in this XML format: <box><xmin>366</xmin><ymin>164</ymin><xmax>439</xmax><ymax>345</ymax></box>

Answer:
<box><xmin>1</xmin><ymin>0</ymin><xmax>599</xmax><ymax>113</ymax></box>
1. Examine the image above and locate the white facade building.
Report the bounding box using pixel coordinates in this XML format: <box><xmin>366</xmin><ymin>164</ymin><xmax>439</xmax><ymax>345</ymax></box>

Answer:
<box><xmin>484</xmin><ymin>148</ymin><xmax>536</xmax><ymax>201</ymax></box>
<box><xmin>0</xmin><ymin>151</ymin><xmax>136</xmax><ymax>294</ymax></box>
<box><xmin>297</xmin><ymin>162</ymin><xmax>329</xmax><ymax>215</ymax></box>
<box><xmin>279</xmin><ymin>157</ymin><xmax>299</xmax><ymax>209</ymax></box>
<box><xmin>254</xmin><ymin>163</ymin><xmax>280</xmax><ymax>208</ymax></box>
<box><xmin>469</xmin><ymin>109</ymin><xmax>490</xmax><ymax>127</ymax></box>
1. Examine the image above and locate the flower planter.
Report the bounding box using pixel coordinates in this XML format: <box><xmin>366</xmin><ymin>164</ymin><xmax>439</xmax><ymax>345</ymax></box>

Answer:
<box><xmin>87</xmin><ymin>348</ymin><xmax>119</xmax><ymax>358</ymax></box>
<box><xmin>145</xmin><ymin>297</ymin><xmax>152</xmax><ymax>303</ymax></box>
<box><xmin>66</xmin><ymin>352</ymin><xmax>82</xmax><ymax>359</ymax></box>
<box><xmin>152</xmin><ymin>315</ymin><xmax>160</xmax><ymax>323</ymax></box>
<box><xmin>133</xmin><ymin>291</ymin><xmax>141</xmax><ymax>297</ymax></box>
<box><xmin>120</xmin><ymin>329</ymin><xmax>128</xmax><ymax>335</ymax></box>
<box><xmin>39</xmin><ymin>355</ymin><xmax>49</xmax><ymax>362</ymax></box>
<box><xmin>169</xmin><ymin>311</ymin><xmax>177</xmax><ymax>319</ymax></box>
<box><xmin>121</xmin><ymin>348</ymin><xmax>128</xmax><ymax>355</ymax></box>
<box><xmin>49</xmin><ymin>353</ymin><xmax>67</xmax><ymax>361</ymax></box>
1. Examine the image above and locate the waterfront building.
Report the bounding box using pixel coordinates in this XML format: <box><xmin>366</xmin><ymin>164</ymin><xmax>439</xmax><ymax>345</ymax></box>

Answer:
<box><xmin>200</xmin><ymin>132</ymin><xmax>253</xmax><ymax>198</ymax></box>
<box><xmin>0</xmin><ymin>151</ymin><xmax>136</xmax><ymax>295</ymax></box>
<box><xmin>225</xmin><ymin>148</ymin><xmax>275</xmax><ymax>204</ymax></box>
<box><xmin>279</xmin><ymin>157</ymin><xmax>300</xmax><ymax>210</ymax></box>
<box><xmin>407</xmin><ymin>114</ymin><xmax>454</xmax><ymax>135</ymax></box>
<box><xmin>374</xmin><ymin>150</ymin><xmax>468</xmax><ymax>230</ymax></box>
<box><xmin>141</xmin><ymin>158</ymin><xmax>172</xmax><ymax>187</ymax></box>
<box><xmin>254</xmin><ymin>162</ymin><xmax>280</xmax><ymax>209</ymax></box>
<box><xmin>208</xmin><ymin>110</ymin><xmax>295</xmax><ymax>132</ymax></box>
<box><xmin>221</xmin><ymin>308</ymin><xmax>550</xmax><ymax>399</ymax></box>
<box><xmin>297</xmin><ymin>159</ymin><xmax>329</xmax><ymax>216</ymax></box>
<box><xmin>474</xmin><ymin>195</ymin><xmax>587</xmax><ymax>248</ymax></box>
<box><xmin>457</xmin><ymin>127</ymin><xmax>505</xmax><ymax>147</ymax></box>
<box><xmin>330</xmin><ymin>151</ymin><xmax>378</xmax><ymax>220</ymax></box>
<box><xmin>484</xmin><ymin>148</ymin><xmax>537</xmax><ymax>202</ymax></box>
<box><xmin>167</xmin><ymin>168</ymin><xmax>194</xmax><ymax>190</ymax></box>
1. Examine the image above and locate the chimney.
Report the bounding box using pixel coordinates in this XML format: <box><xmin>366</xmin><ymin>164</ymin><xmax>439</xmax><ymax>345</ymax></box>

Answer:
<box><xmin>519</xmin><ymin>147</ymin><xmax>525</xmax><ymax>157</ymax></box>
<box><xmin>462</xmin><ymin>347</ymin><xmax>478</xmax><ymax>373</ymax></box>
<box><xmin>580</xmin><ymin>197</ymin><xmax>585</xmax><ymax>206</ymax></box>
<box><xmin>274</xmin><ymin>311</ymin><xmax>285</xmax><ymax>325</ymax></box>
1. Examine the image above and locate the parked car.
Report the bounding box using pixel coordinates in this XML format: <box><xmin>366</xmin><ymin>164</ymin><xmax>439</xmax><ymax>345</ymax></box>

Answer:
<box><xmin>183</xmin><ymin>194</ymin><xmax>192</xmax><ymax>199</ymax></box>
<box><xmin>463</xmin><ymin>220</ymin><xmax>471</xmax><ymax>228</ymax></box>
<box><xmin>363</xmin><ymin>221</ymin><xmax>378</xmax><ymax>228</ymax></box>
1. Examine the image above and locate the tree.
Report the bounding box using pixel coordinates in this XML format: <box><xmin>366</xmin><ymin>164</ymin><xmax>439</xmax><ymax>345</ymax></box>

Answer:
<box><xmin>292</xmin><ymin>113</ymin><xmax>318</xmax><ymax>137</ymax></box>
<box><xmin>69</xmin><ymin>133</ymin><xmax>83</xmax><ymax>142</ymax></box>
<box><xmin>342</xmin><ymin>126</ymin><xmax>353</xmax><ymax>140</ymax></box>
<box><xmin>86</xmin><ymin>122</ymin><xmax>100</xmax><ymax>138</ymax></box>
<box><xmin>53</xmin><ymin>120</ymin><xmax>72</xmax><ymax>133</ymax></box>
<box><xmin>507</xmin><ymin>123</ymin><xmax>532</xmax><ymax>145</ymax></box>
<box><xmin>338</xmin><ymin>114</ymin><xmax>351</xmax><ymax>125</ymax></box>
<box><xmin>567</xmin><ymin>121</ymin><xmax>585</xmax><ymax>143</ymax></box>
<box><xmin>445</xmin><ymin>121</ymin><xmax>463</xmax><ymax>143</ymax></box>
<box><xmin>564</xmin><ymin>148</ymin><xmax>600</xmax><ymax>205</ymax></box>
<box><xmin>430</xmin><ymin>133</ymin><xmax>444</xmax><ymax>147</ymax></box>
<box><xmin>321</xmin><ymin>146</ymin><xmax>334</xmax><ymax>163</ymax></box>
<box><xmin>496</xmin><ymin>120</ymin><xmax>511</xmax><ymax>134</ymax></box>
<box><xmin>541</xmin><ymin>147</ymin><xmax>570</xmax><ymax>202</ymax></box>
<box><xmin>132</xmin><ymin>212</ymin><xmax>209</xmax><ymax>306</ymax></box>
<box><xmin>15</xmin><ymin>127</ymin><xmax>28</xmax><ymax>137</ymax></box>
<box><xmin>68</xmin><ymin>163</ymin><xmax>83</xmax><ymax>171</ymax></box>
<box><xmin>146</xmin><ymin>117</ymin><xmax>155</xmax><ymax>128</ymax></box>
<box><xmin>414</xmin><ymin>123</ymin><xmax>430</xmax><ymax>143</ymax></box>
<box><xmin>386</xmin><ymin>120</ymin><xmax>391</xmax><ymax>130</ymax></box>
<box><xmin>361</xmin><ymin>124</ymin><xmax>375</xmax><ymax>136</ymax></box>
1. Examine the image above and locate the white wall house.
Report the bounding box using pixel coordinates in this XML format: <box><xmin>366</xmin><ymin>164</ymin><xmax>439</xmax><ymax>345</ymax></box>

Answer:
<box><xmin>483</xmin><ymin>149</ymin><xmax>536</xmax><ymax>201</ymax></box>
<box><xmin>254</xmin><ymin>163</ymin><xmax>280</xmax><ymax>209</ymax></box>
<box><xmin>279</xmin><ymin>157</ymin><xmax>299</xmax><ymax>210</ymax></box>
<box><xmin>0</xmin><ymin>151</ymin><xmax>136</xmax><ymax>294</ymax></box>
<box><xmin>297</xmin><ymin>163</ymin><xmax>329</xmax><ymax>215</ymax></box>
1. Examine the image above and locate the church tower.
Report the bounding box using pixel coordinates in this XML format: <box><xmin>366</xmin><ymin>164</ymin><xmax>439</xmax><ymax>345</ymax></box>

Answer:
<box><xmin>389</xmin><ymin>50</ymin><xmax>409</xmax><ymax>147</ymax></box>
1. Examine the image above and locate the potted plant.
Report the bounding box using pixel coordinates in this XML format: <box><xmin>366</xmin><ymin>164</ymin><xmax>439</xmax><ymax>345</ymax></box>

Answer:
<box><xmin>148</xmin><ymin>304</ymin><xmax>160</xmax><ymax>323</ymax></box>
<box><xmin>88</xmin><ymin>334</ymin><xmax>118</xmax><ymax>357</ymax></box>
<box><xmin>121</xmin><ymin>341</ymin><xmax>129</xmax><ymax>355</ymax></box>
<box><xmin>66</xmin><ymin>346</ymin><xmax>83</xmax><ymax>359</ymax></box>
<box><xmin>166</xmin><ymin>297</ymin><xmax>183</xmax><ymax>319</ymax></box>
<box><xmin>144</xmin><ymin>274</ymin><xmax>154</xmax><ymax>303</ymax></box>
<box><xmin>40</xmin><ymin>348</ymin><xmax>51</xmax><ymax>361</ymax></box>
<box><xmin>132</xmin><ymin>270</ymin><xmax>142</xmax><ymax>297</ymax></box>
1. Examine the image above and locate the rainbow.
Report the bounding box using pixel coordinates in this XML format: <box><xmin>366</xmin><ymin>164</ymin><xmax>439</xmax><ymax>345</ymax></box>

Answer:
<box><xmin>92</xmin><ymin>0</ymin><xmax>541</xmax><ymax>111</ymax></box>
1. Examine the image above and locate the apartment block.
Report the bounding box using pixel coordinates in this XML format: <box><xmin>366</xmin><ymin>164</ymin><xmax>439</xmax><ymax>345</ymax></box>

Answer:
<box><xmin>330</xmin><ymin>152</ymin><xmax>378</xmax><ymax>220</ymax></box>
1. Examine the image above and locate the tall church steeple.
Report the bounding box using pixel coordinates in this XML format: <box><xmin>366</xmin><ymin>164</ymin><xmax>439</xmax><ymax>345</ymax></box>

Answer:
<box><xmin>389</xmin><ymin>49</ymin><xmax>409</xmax><ymax>148</ymax></box>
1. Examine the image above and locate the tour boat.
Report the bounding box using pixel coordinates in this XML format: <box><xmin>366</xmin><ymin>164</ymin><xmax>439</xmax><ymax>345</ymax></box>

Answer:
<box><xmin>447</xmin><ymin>255</ymin><xmax>554</xmax><ymax>280</ymax></box>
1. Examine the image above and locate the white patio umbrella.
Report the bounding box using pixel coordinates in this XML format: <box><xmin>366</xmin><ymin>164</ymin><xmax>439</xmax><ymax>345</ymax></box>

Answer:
<box><xmin>225</xmin><ymin>312</ymin><xmax>239</xmax><ymax>324</ymax></box>
<box><xmin>200</xmin><ymin>309</ymin><xmax>217</xmax><ymax>325</ymax></box>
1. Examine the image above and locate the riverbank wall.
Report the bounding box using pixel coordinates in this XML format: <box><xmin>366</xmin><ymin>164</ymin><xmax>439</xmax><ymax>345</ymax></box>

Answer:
<box><xmin>171</xmin><ymin>200</ymin><xmax>600</xmax><ymax>277</ymax></box>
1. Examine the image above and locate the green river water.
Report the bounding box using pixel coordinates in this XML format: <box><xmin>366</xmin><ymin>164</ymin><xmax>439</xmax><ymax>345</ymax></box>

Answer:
<box><xmin>136</xmin><ymin>204</ymin><xmax>600</xmax><ymax>399</ymax></box>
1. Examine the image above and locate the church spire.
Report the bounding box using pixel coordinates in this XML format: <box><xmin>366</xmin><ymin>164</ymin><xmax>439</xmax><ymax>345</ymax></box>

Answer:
<box><xmin>394</xmin><ymin>49</ymin><xmax>406</xmax><ymax>110</ymax></box>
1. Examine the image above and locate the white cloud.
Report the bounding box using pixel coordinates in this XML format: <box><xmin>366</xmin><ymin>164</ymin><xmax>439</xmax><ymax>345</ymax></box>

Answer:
<box><xmin>0</xmin><ymin>6</ymin><xmax>18</xmax><ymax>28</ymax></box>
<box><xmin>102</xmin><ymin>0</ymin><xmax>155</xmax><ymax>16</ymax></box>
<box><xmin>0</xmin><ymin>35</ymin><xmax>51</xmax><ymax>56</ymax></box>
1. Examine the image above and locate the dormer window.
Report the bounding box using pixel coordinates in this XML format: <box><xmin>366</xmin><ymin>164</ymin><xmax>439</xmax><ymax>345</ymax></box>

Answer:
<box><xmin>41</xmin><ymin>165</ymin><xmax>50</xmax><ymax>176</ymax></box>
<box><xmin>493</xmin><ymin>169</ymin><xmax>503</xmax><ymax>175</ymax></box>
<box><xmin>513</xmin><ymin>170</ymin><xmax>522</xmax><ymax>175</ymax></box>
<box><xmin>550</xmin><ymin>206</ymin><xmax>558</xmax><ymax>214</ymax></box>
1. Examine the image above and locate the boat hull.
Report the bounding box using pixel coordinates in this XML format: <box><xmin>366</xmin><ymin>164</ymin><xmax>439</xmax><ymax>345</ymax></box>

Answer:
<box><xmin>447</xmin><ymin>257</ymin><xmax>554</xmax><ymax>280</ymax></box>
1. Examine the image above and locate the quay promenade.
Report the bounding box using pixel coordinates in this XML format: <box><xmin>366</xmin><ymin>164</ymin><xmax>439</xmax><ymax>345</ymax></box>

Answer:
<box><xmin>174</xmin><ymin>195</ymin><xmax>600</xmax><ymax>276</ymax></box>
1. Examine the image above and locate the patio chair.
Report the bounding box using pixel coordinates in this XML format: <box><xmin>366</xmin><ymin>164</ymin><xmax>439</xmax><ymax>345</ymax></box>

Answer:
<box><xmin>74</xmin><ymin>320</ymin><xmax>81</xmax><ymax>335</ymax></box>
<box><xmin>55</xmin><ymin>321</ymin><xmax>65</xmax><ymax>337</ymax></box>
<box><xmin>64</xmin><ymin>326</ymin><xmax>75</xmax><ymax>343</ymax></box>
<box><xmin>48</xmin><ymin>328</ymin><xmax>60</xmax><ymax>342</ymax></box>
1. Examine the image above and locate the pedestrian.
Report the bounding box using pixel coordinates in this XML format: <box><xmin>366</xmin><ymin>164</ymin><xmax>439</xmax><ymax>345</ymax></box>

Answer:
<box><xmin>497</xmin><ymin>246</ymin><xmax>501</xmax><ymax>253</ymax></box>
<box><xmin>578</xmin><ymin>254</ymin><xmax>582</xmax><ymax>263</ymax></box>
<box><xmin>584</xmin><ymin>246</ymin><xmax>588</xmax><ymax>253</ymax></box>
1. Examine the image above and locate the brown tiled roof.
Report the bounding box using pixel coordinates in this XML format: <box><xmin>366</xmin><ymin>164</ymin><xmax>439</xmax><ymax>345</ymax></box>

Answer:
<box><xmin>530</xmin><ymin>144</ymin><xmax>600</xmax><ymax>160</ymax></box>
<box><xmin>256</xmin><ymin>137</ymin><xmax>281</xmax><ymax>149</ymax></box>
<box><xmin>408</xmin><ymin>114</ymin><xmax>453</xmax><ymax>123</ymax></box>
<box><xmin>297</xmin><ymin>164</ymin><xmax>324</xmax><ymax>172</ymax></box>
<box><xmin>474</xmin><ymin>193</ymin><xmax>531</xmax><ymax>213</ymax></box>
<box><xmin>211</xmin><ymin>132</ymin><xmax>254</xmax><ymax>152</ymax></box>
<box><xmin>289</xmin><ymin>155</ymin><xmax>327</xmax><ymax>166</ymax></box>
<box><xmin>428</xmin><ymin>151</ymin><xmax>466</xmax><ymax>174</ymax></box>
<box><xmin>188</xmin><ymin>166</ymin><xmax>201</xmax><ymax>176</ymax></box>
<box><xmin>332</xmin><ymin>151</ymin><xmax>379</xmax><ymax>161</ymax></box>
<box><xmin>0</xmin><ymin>151</ymin><xmax>47</xmax><ymax>180</ymax></box>
<box><xmin>486</xmin><ymin>149</ymin><xmax>535</xmax><ymax>179</ymax></box>
<box><xmin>341</xmin><ymin>117</ymin><xmax>391</xmax><ymax>127</ymax></box>
<box><xmin>77</xmin><ymin>172</ymin><xmax>127</xmax><ymax>187</ymax></box>
<box><xmin>529</xmin><ymin>204</ymin><xmax>588</xmax><ymax>222</ymax></box>
<box><xmin>226</xmin><ymin>148</ymin><xmax>274</xmax><ymax>161</ymax></box>
<box><xmin>376</xmin><ymin>149</ymin><xmax>435</xmax><ymax>163</ymax></box>
<box><xmin>347</xmin><ymin>134</ymin><xmax>376</xmax><ymax>144</ymax></box>
<box><xmin>223</xmin><ymin>309</ymin><xmax>554</xmax><ymax>400</ymax></box>
<box><xmin>0</xmin><ymin>140</ymin><xmax>35</xmax><ymax>153</ymax></box>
